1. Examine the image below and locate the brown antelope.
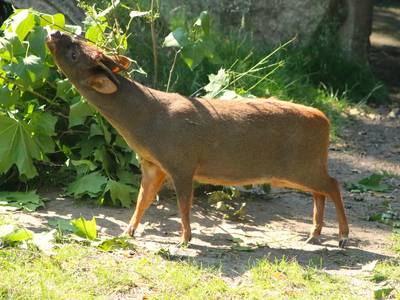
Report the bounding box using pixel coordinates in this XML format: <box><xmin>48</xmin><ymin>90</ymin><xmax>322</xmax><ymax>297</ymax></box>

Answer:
<box><xmin>46</xmin><ymin>31</ymin><xmax>349</xmax><ymax>248</ymax></box>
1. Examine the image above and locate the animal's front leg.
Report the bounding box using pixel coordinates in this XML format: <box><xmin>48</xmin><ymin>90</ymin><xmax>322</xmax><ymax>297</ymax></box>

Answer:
<box><xmin>124</xmin><ymin>160</ymin><xmax>166</xmax><ymax>237</ymax></box>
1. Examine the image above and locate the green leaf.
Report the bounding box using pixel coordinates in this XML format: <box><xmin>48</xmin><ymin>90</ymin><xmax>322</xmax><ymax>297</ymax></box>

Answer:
<box><xmin>5</xmin><ymin>55</ymin><xmax>48</xmax><ymax>88</ymax></box>
<box><xmin>0</xmin><ymin>86</ymin><xmax>19</xmax><ymax>108</ymax></box>
<box><xmin>69</xmin><ymin>99</ymin><xmax>93</xmax><ymax>127</ymax></box>
<box><xmin>0</xmin><ymin>225</ymin><xmax>33</xmax><ymax>243</ymax></box>
<box><xmin>85</xmin><ymin>24</ymin><xmax>106</xmax><ymax>44</ymax></box>
<box><xmin>79</xmin><ymin>136</ymin><xmax>105</xmax><ymax>158</ymax></box>
<box><xmin>69</xmin><ymin>159</ymin><xmax>97</xmax><ymax>177</ymax></box>
<box><xmin>38</xmin><ymin>13</ymin><xmax>65</xmax><ymax>29</ymax></box>
<box><xmin>193</xmin><ymin>11</ymin><xmax>210</xmax><ymax>34</ymax></box>
<box><xmin>89</xmin><ymin>123</ymin><xmax>103</xmax><ymax>137</ymax></box>
<box><xmin>64</xmin><ymin>24</ymin><xmax>82</xmax><ymax>35</ymax></box>
<box><xmin>208</xmin><ymin>190</ymin><xmax>231</xmax><ymax>204</ymax></box>
<box><xmin>163</xmin><ymin>27</ymin><xmax>188</xmax><ymax>48</ymax></box>
<box><xmin>66</xmin><ymin>171</ymin><xmax>108</xmax><ymax>198</ymax></box>
<box><xmin>71</xmin><ymin>216</ymin><xmax>97</xmax><ymax>240</ymax></box>
<box><xmin>0</xmin><ymin>34</ymin><xmax>25</xmax><ymax>59</ymax></box>
<box><xmin>0</xmin><ymin>115</ymin><xmax>45</xmax><ymax>178</ymax></box>
<box><xmin>27</xmin><ymin>26</ymin><xmax>47</xmax><ymax>58</ymax></box>
<box><xmin>181</xmin><ymin>42</ymin><xmax>207</xmax><ymax>70</ymax></box>
<box><xmin>105</xmin><ymin>180</ymin><xmax>137</xmax><ymax>208</ymax></box>
<box><xmin>0</xmin><ymin>191</ymin><xmax>45</xmax><ymax>211</ymax></box>
<box><xmin>97</xmin><ymin>237</ymin><xmax>135</xmax><ymax>251</ymax></box>
<box><xmin>30</xmin><ymin>111</ymin><xmax>57</xmax><ymax>136</ymax></box>
<box><xmin>56</xmin><ymin>79</ymin><xmax>74</xmax><ymax>101</ymax></box>
<box><xmin>346</xmin><ymin>173</ymin><xmax>394</xmax><ymax>193</ymax></box>
<box><xmin>29</xmin><ymin>112</ymin><xmax>57</xmax><ymax>154</ymax></box>
<box><xmin>374</xmin><ymin>286</ymin><xmax>394</xmax><ymax>299</ymax></box>
<box><xmin>48</xmin><ymin>218</ymin><xmax>75</xmax><ymax>233</ymax></box>
<box><xmin>359</xmin><ymin>173</ymin><xmax>385</xmax><ymax>187</ymax></box>
<box><xmin>6</xmin><ymin>9</ymin><xmax>35</xmax><ymax>41</ymax></box>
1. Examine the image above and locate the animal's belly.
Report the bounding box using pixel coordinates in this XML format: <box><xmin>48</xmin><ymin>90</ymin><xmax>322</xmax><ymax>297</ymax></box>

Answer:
<box><xmin>194</xmin><ymin>174</ymin><xmax>271</xmax><ymax>186</ymax></box>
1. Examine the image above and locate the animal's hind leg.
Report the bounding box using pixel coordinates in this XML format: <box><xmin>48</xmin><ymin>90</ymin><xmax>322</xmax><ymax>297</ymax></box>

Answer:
<box><xmin>326</xmin><ymin>176</ymin><xmax>349</xmax><ymax>248</ymax></box>
<box><xmin>306</xmin><ymin>193</ymin><xmax>325</xmax><ymax>245</ymax></box>
<box><xmin>304</xmin><ymin>174</ymin><xmax>349</xmax><ymax>248</ymax></box>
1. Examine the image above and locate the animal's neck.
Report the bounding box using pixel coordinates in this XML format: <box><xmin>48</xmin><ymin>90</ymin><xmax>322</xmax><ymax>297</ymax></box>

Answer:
<box><xmin>71</xmin><ymin>75</ymin><xmax>165</xmax><ymax>155</ymax></box>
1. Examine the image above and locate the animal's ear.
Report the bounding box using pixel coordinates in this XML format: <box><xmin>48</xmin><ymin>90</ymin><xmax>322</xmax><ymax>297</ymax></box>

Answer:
<box><xmin>87</xmin><ymin>74</ymin><xmax>118</xmax><ymax>94</ymax></box>
<box><xmin>102</xmin><ymin>55</ymin><xmax>131</xmax><ymax>74</ymax></box>
<box><xmin>111</xmin><ymin>55</ymin><xmax>131</xmax><ymax>72</ymax></box>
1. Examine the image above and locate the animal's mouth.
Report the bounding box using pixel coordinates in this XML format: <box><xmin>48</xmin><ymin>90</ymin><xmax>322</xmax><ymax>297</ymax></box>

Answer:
<box><xmin>45</xmin><ymin>30</ymin><xmax>62</xmax><ymax>54</ymax></box>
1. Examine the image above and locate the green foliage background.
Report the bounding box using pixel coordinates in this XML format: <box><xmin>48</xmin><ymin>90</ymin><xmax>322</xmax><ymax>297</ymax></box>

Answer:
<box><xmin>0</xmin><ymin>1</ymin><xmax>387</xmax><ymax>207</ymax></box>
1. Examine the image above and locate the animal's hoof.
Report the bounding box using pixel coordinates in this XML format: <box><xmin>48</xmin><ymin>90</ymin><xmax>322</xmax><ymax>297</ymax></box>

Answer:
<box><xmin>122</xmin><ymin>224</ymin><xmax>135</xmax><ymax>237</ymax></box>
<box><xmin>305</xmin><ymin>236</ymin><xmax>321</xmax><ymax>245</ymax></box>
<box><xmin>338</xmin><ymin>236</ymin><xmax>349</xmax><ymax>248</ymax></box>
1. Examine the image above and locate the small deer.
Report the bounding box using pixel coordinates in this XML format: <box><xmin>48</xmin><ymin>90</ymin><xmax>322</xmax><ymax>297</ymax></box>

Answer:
<box><xmin>46</xmin><ymin>31</ymin><xmax>349</xmax><ymax>248</ymax></box>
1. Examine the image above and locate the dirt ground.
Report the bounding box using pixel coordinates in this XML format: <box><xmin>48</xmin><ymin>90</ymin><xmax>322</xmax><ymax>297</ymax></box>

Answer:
<box><xmin>2</xmin><ymin>0</ymin><xmax>400</xmax><ymax>289</ymax></box>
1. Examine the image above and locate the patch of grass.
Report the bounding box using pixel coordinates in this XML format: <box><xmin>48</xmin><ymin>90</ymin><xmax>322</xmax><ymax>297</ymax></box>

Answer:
<box><xmin>369</xmin><ymin>233</ymin><xmax>400</xmax><ymax>299</ymax></box>
<box><xmin>248</xmin><ymin>257</ymin><xmax>353</xmax><ymax>299</ymax></box>
<box><xmin>0</xmin><ymin>215</ymin><xmax>370</xmax><ymax>299</ymax></box>
<box><xmin>0</xmin><ymin>245</ymin><xmax>139</xmax><ymax>299</ymax></box>
<box><xmin>0</xmin><ymin>238</ymin><xmax>369</xmax><ymax>299</ymax></box>
<box><xmin>392</xmin><ymin>233</ymin><xmax>400</xmax><ymax>254</ymax></box>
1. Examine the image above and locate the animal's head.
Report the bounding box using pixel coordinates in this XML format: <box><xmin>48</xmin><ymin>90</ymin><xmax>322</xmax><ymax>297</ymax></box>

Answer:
<box><xmin>46</xmin><ymin>31</ymin><xmax>131</xmax><ymax>94</ymax></box>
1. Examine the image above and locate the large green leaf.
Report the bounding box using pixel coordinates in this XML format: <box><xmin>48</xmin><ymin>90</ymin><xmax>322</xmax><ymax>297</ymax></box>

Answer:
<box><xmin>181</xmin><ymin>41</ymin><xmax>207</xmax><ymax>70</ymax></box>
<box><xmin>0</xmin><ymin>115</ymin><xmax>46</xmax><ymax>178</ymax></box>
<box><xmin>163</xmin><ymin>27</ymin><xmax>188</xmax><ymax>48</ymax></box>
<box><xmin>29</xmin><ymin>111</ymin><xmax>57</xmax><ymax>153</ymax></box>
<box><xmin>30</xmin><ymin>111</ymin><xmax>57</xmax><ymax>137</ymax></box>
<box><xmin>346</xmin><ymin>173</ymin><xmax>394</xmax><ymax>193</ymax></box>
<box><xmin>0</xmin><ymin>34</ymin><xmax>25</xmax><ymax>60</ymax></box>
<box><xmin>66</xmin><ymin>171</ymin><xmax>108</xmax><ymax>198</ymax></box>
<box><xmin>69</xmin><ymin>99</ymin><xmax>93</xmax><ymax>127</ymax></box>
<box><xmin>97</xmin><ymin>237</ymin><xmax>135</xmax><ymax>251</ymax></box>
<box><xmin>0</xmin><ymin>86</ymin><xmax>19</xmax><ymax>108</ymax></box>
<box><xmin>38</xmin><ymin>13</ymin><xmax>65</xmax><ymax>29</ymax></box>
<box><xmin>69</xmin><ymin>159</ymin><xmax>97</xmax><ymax>177</ymax></box>
<box><xmin>105</xmin><ymin>180</ymin><xmax>137</xmax><ymax>208</ymax></box>
<box><xmin>5</xmin><ymin>54</ymin><xmax>48</xmax><ymax>88</ymax></box>
<box><xmin>70</xmin><ymin>216</ymin><xmax>97</xmax><ymax>240</ymax></box>
<box><xmin>5</xmin><ymin>9</ymin><xmax>35</xmax><ymax>41</ymax></box>
<box><xmin>85</xmin><ymin>24</ymin><xmax>106</xmax><ymax>44</ymax></box>
<box><xmin>27</xmin><ymin>26</ymin><xmax>48</xmax><ymax>58</ymax></box>
<box><xmin>56</xmin><ymin>79</ymin><xmax>75</xmax><ymax>101</ymax></box>
<box><xmin>0</xmin><ymin>191</ymin><xmax>45</xmax><ymax>211</ymax></box>
<box><xmin>0</xmin><ymin>225</ymin><xmax>33</xmax><ymax>244</ymax></box>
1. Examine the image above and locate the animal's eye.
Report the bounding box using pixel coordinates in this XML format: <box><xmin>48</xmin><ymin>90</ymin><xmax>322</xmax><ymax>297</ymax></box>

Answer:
<box><xmin>71</xmin><ymin>51</ymin><xmax>77</xmax><ymax>61</ymax></box>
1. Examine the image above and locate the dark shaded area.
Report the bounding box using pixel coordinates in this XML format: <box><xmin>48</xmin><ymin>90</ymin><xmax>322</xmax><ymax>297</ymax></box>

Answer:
<box><xmin>370</xmin><ymin>0</ymin><xmax>400</xmax><ymax>104</ymax></box>
<box><xmin>0</xmin><ymin>0</ymin><xmax>13</xmax><ymax>25</ymax></box>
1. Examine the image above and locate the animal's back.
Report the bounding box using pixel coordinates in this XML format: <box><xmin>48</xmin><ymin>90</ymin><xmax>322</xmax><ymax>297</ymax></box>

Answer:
<box><xmin>170</xmin><ymin>96</ymin><xmax>332</xmax><ymax>185</ymax></box>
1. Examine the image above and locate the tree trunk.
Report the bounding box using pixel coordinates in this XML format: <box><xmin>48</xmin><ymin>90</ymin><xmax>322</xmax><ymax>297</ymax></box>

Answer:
<box><xmin>339</xmin><ymin>0</ymin><xmax>373</xmax><ymax>61</ymax></box>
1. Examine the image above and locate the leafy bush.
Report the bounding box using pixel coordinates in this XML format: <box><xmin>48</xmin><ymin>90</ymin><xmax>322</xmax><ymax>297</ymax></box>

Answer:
<box><xmin>0</xmin><ymin>9</ymin><xmax>139</xmax><ymax>207</ymax></box>
<box><xmin>0</xmin><ymin>1</ymin><xmax>388</xmax><ymax>206</ymax></box>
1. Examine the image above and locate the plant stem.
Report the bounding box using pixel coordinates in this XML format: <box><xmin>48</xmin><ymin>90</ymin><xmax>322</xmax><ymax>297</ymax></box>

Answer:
<box><xmin>150</xmin><ymin>0</ymin><xmax>158</xmax><ymax>87</ymax></box>
<box><xmin>166</xmin><ymin>49</ymin><xmax>180</xmax><ymax>92</ymax></box>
